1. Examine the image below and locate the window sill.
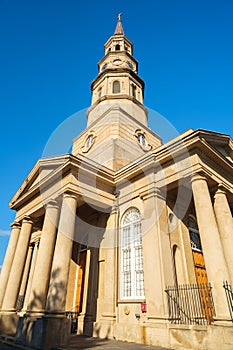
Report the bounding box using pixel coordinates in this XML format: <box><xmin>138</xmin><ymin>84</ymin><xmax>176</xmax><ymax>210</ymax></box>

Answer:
<box><xmin>118</xmin><ymin>298</ymin><xmax>146</xmax><ymax>304</ymax></box>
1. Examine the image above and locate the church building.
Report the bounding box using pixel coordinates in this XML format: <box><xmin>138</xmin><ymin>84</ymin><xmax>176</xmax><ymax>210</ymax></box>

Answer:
<box><xmin>0</xmin><ymin>15</ymin><xmax>233</xmax><ymax>350</ymax></box>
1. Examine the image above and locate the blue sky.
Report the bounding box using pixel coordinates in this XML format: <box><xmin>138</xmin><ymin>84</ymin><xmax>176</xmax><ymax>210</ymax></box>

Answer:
<box><xmin>0</xmin><ymin>0</ymin><xmax>233</xmax><ymax>267</ymax></box>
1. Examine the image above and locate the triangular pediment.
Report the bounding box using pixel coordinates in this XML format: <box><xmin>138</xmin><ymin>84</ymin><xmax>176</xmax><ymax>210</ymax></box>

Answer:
<box><xmin>196</xmin><ymin>129</ymin><xmax>233</xmax><ymax>162</ymax></box>
<box><xmin>9</xmin><ymin>154</ymin><xmax>71</xmax><ymax>207</ymax></box>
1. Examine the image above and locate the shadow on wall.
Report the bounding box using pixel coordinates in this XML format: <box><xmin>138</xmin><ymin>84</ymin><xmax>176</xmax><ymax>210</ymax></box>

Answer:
<box><xmin>26</xmin><ymin>267</ymin><xmax>65</xmax><ymax>312</ymax></box>
<box><xmin>16</xmin><ymin>267</ymin><xmax>67</xmax><ymax>348</ymax></box>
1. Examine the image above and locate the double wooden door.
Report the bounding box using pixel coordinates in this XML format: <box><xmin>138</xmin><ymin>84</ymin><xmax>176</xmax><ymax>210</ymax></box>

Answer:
<box><xmin>75</xmin><ymin>250</ymin><xmax>86</xmax><ymax>313</ymax></box>
<box><xmin>192</xmin><ymin>250</ymin><xmax>214</xmax><ymax>323</ymax></box>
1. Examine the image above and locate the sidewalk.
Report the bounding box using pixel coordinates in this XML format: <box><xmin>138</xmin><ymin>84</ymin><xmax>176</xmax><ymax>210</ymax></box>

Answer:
<box><xmin>0</xmin><ymin>335</ymin><xmax>173</xmax><ymax>350</ymax></box>
<box><xmin>55</xmin><ymin>335</ymin><xmax>173</xmax><ymax>350</ymax></box>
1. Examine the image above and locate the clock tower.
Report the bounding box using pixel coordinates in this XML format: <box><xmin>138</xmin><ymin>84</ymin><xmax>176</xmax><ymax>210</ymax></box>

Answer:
<box><xmin>72</xmin><ymin>15</ymin><xmax>161</xmax><ymax>170</ymax></box>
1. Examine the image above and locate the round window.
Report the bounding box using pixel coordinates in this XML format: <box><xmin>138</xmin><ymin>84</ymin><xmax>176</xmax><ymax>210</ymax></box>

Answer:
<box><xmin>86</xmin><ymin>134</ymin><xmax>94</xmax><ymax>148</ymax></box>
<box><xmin>137</xmin><ymin>133</ymin><xmax>146</xmax><ymax>147</ymax></box>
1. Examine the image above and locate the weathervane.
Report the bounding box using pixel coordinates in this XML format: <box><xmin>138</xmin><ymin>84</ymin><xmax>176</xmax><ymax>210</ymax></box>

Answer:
<box><xmin>118</xmin><ymin>13</ymin><xmax>122</xmax><ymax>21</ymax></box>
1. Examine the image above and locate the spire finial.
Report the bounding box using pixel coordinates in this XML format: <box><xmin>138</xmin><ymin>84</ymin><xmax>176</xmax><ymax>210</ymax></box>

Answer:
<box><xmin>118</xmin><ymin>13</ymin><xmax>122</xmax><ymax>21</ymax></box>
<box><xmin>114</xmin><ymin>13</ymin><xmax>124</xmax><ymax>35</ymax></box>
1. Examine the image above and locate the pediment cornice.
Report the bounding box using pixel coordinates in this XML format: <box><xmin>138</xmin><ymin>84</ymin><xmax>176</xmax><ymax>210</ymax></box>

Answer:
<box><xmin>9</xmin><ymin>154</ymin><xmax>115</xmax><ymax>209</ymax></box>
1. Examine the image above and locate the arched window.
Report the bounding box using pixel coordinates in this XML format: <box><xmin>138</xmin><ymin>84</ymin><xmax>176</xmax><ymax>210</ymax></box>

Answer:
<box><xmin>115</xmin><ymin>44</ymin><xmax>120</xmax><ymax>51</ymax></box>
<box><xmin>98</xmin><ymin>87</ymin><xmax>102</xmax><ymax>99</ymax></box>
<box><xmin>112</xmin><ymin>80</ymin><xmax>120</xmax><ymax>94</ymax></box>
<box><xmin>121</xmin><ymin>208</ymin><xmax>144</xmax><ymax>299</ymax></box>
<box><xmin>132</xmin><ymin>84</ymin><xmax>137</xmax><ymax>98</ymax></box>
<box><xmin>188</xmin><ymin>215</ymin><xmax>202</xmax><ymax>251</ymax></box>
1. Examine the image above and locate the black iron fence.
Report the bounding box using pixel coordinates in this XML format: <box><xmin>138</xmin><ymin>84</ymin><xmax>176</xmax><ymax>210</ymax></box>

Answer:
<box><xmin>223</xmin><ymin>281</ymin><xmax>233</xmax><ymax>322</ymax></box>
<box><xmin>165</xmin><ymin>283</ymin><xmax>215</xmax><ymax>325</ymax></box>
<box><xmin>66</xmin><ymin>311</ymin><xmax>79</xmax><ymax>333</ymax></box>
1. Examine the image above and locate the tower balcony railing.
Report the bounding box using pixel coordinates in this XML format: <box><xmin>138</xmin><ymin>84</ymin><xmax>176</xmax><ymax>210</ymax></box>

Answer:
<box><xmin>165</xmin><ymin>283</ymin><xmax>215</xmax><ymax>325</ymax></box>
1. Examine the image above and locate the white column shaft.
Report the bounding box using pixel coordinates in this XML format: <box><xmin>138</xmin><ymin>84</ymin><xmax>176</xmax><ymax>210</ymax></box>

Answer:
<box><xmin>192</xmin><ymin>174</ymin><xmax>230</xmax><ymax>320</ymax></box>
<box><xmin>0</xmin><ymin>222</ymin><xmax>21</xmax><ymax>308</ymax></box>
<box><xmin>22</xmin><ymin>241</ymin><xmax>39</xmax><ymax>311</ymax></box>
<box><xmin>19</xmin><ymin>245</ymin><xmax>34</xmax><ymax>297</ymax></box>
<box><xmin>27</xmin><ymin>200</ymin><xmax>60</xmax><ymax>313</ymax></box>
<box><xmin>1</xmin><ymin>217</ymin><xmax>33</xmax><ymax>312</ymax></box>
<box><xmin>46</xmin><ymin>194</ymin><xmax>77</xmax><ymax>314</ymax></box>
<box><xmin>214</xmin><ymin>186</ymin><xmax>233</xmax><ymax>285</ymax></box>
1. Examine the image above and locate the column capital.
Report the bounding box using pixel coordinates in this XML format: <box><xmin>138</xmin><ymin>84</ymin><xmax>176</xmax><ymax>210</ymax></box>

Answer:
<box><xmin>110</xmin><ymin>204</ymin><xmax>118</xmax><ymax>215</ymax></box>
<box><xmin>31</xmin><ymin>239</ymin><xmax>40</xmax><ymax>249</ymax></box>
<box><xmin>22</xmin><ymin>216</ymin><xmax>34</xmax><ymax>225</ymax></box>
<box><xmin>63</xmin><ymin>192</ymin><xmax>78</xmax><ymax>201</ymax></box>
<box><xmin>191</xmin><ymin>172</ymin><xmax>207</xmax><ymax>184</ymax></box>
<box><xmin>10</xmin><ymin>221</ymin><xmax>21</xmax><ymax>229</ymax></box>
<box><xmin>215</xmin><ymin>183</ymin><xmax>227</xmax><ymax>196</ymax></box>
<box><xmin>45</xmin><ymin>198</ymin><xmax>60</xmax><ymax>210</ymax></box>
<box><xmin>28</xmin><ymin>244</ymin><xmax>34</xmax><ymax>250</ymax></box>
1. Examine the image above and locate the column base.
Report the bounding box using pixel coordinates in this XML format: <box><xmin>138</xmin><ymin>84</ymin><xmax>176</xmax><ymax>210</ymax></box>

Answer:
<box><xmin>0</xmin><ymin>311</ymin><xmax>19</xmax><ymax>335</ymax></box>
<box><xmin>77</xmin><ymin>313</ymin><xmax>94</xmax><ymax>337</ymax></box>
<box><xmin>15</xmin><ymin>314</ymin><xmax>71</xmax><ymax>350</ymax></box>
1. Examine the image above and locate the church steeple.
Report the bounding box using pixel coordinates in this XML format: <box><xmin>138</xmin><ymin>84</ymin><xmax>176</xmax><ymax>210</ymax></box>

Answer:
<box><xmin>72</xmin><ymin>15</ymin><xmax>162</xmax><ymax>171</ymax></box>
<box><xmin>114</xmin><ymin>13</ymin><xmax>124</xmax><ymax>35</ymax></box>
<box><xmin>87</xmin><ymin>14</ymin><xmax>146</xmax><ymax>126</ymax></box>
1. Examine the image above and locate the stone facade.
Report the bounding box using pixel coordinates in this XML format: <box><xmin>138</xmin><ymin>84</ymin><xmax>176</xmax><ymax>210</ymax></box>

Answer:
<box><xmin>0</xmin><ymin>16</ymin><xmax>233</xmax><ymax>350</ymax></box>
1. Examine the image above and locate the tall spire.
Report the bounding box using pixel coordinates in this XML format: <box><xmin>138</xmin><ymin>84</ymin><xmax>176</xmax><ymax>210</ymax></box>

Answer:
<box><xmin>114</xmin><ymin>13</ymin><xmax>124</xmax><ymax>35</ymax></box>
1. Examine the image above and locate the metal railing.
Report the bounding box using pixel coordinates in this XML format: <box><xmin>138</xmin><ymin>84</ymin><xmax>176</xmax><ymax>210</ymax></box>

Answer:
<box><xmin>165</xmin><ymin>283</ymin><xmax>215</xmax><ymax>325</ymax></box>
<box><xmin>66</xmin><ymin>311</ymin><xmax>79</xmax><ymax>333</ymax></box>
<box><xmin>223</xmin><ymin>281</ymin><xmax>233</xmax><ymax>322</ymax></box>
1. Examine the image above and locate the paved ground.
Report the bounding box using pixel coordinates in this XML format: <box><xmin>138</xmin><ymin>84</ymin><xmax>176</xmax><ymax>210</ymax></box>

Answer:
<box><xmin>67</xmin><ymin>335</ymin><xmax>172</xmax><ymax>349</ymax></box>
<box><xmin>0</xmin><ymin>335</ymin><xmax>173</xmax><ymax>350</ymax></box>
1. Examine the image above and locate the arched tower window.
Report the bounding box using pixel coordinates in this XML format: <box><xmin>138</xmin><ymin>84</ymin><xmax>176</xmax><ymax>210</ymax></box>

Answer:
<box><xmin>115</xmin><ymin>44</ymin><xmax>120</xmax><ymax>51</ymax></box>
<box><xmin>121</xmin><ymin>208</ymin><xmax>144</xmax><ymax>299</ymax></box>
<box><xmin>132</xmin><ymin>84</ymin><xmax>137</xmax><ymax>98</ymax></box>
<box><xmin>98</xmin><ymin>87</ymin><xmax>102</xmax><ymax>99</ymax></box>
<box><xmin>112</xmin><ymin>80</ymin><xmax>120</xmax><ymax>94</ymax></box>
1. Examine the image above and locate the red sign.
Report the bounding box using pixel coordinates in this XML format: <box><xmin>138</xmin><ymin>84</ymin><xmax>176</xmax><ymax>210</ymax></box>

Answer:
<box><xmin>141</xmin><ymin>302</ymin><xmax>147</xmax><ymax>313</ymax></box>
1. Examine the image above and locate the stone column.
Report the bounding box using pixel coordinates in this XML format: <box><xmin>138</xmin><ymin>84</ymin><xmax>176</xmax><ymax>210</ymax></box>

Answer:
<box><xmin>46</xmin><ymin>193</ymin><xmax>77</xmax><ymax>314</ymax></box>
<box><xmin>18</xmin><ymin>245</ymin><xmax>34</xmax><ymax>299</ymax></box>
<box><xmin>214</xmin><ymin>184</ymin><xmax>233</xmax><ymax>285</ymax></box>
<box><xmin>1</xmin><ymin>216</ymin><xmax>33</xmax><ymax>313</ymax></box>
<box><xmin>22</xmin><ymin>241</ymin><xmax>40</xmax><ymax>312</ymax></box>
<box><xmin>0</xmin><ymin>222</ymin><xmax>21</xmax><ymax>308</ymax></box>
<box><xmin>17</xmin><ymin>244</ymin><xmax>33</xmax><ymax>312</ymax></box>
<box><xmin>77</xmin><ymin>249</ymin><xmax>91</xmax><ymax>335</ymax></box>
<box><xmin>27</xmin><ymin>200</ymin><xmax>60</xmax><ymax>314</ymax></box>
<box><xmin>191</xmin><ymin>173</ymin><xmax>230</xmax><ymax>321</ymax></box>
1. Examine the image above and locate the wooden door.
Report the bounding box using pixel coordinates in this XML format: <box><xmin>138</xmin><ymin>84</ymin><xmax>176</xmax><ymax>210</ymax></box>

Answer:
<box><xmin>75</xmin><ymin>250</ymin><xmax>86</xmax><ymax>313</ymax></box>
<box><xmin>192</xmin><ymin>250</ymin><xmax>214</xmax><ymax>323</ymax></box>
<box><xmin>192</xmin><ymin>250</ymin><xmax>208</xmax><ymax>285</ymax></box>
